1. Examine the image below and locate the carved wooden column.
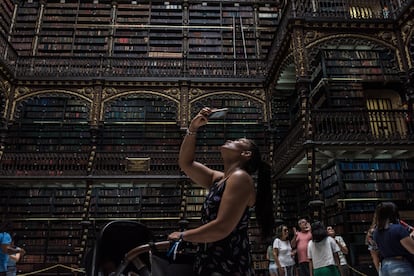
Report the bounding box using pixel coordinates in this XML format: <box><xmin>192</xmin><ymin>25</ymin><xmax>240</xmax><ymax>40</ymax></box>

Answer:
<box><xmin>291</xmin><ymin>25</ymin><xmax>322</xmax><ymax>219</ymax></box>
<box><xmin>179</xmin><ymin>81</ymin><xmax>190</xmax><ymax>129</ymax></box>
<box><xmin>0</xmin><ymin>79</ymin><xmax>14</xmax><ymax>161</ymax></box>
<box><xmin>402</xmin><ymin>68</ymin><xmax>414</xmax><ymax>136</ymax></box>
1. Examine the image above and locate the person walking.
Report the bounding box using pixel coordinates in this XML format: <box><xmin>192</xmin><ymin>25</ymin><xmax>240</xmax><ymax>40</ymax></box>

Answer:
<box><xmin>307</xmin><ymin>221</ymin><xmax>341</xmax><ymax>276</ymax></box>
<box><xmin>273</xmin><ymin>225</ymin><xmax>296</xmax><ymax>276</ymax></box>
<box><xmin>373</xmin><ymin>202</ymin><xmax>414</xmax><ymax>276</ymax></box>
<box><xmin>327</xmin><ymin>226</ymin><xmax>349</xmax><ymax>276</ymax></box>
<box><xmin>291</xmin><ymin>218</ymin><xmax>312</xmax><ymax>276</ymax></box>
<box><xmin>168</xmin><ymin>107</ymin><xmax>274</xmax><ymax>275</ymax></box>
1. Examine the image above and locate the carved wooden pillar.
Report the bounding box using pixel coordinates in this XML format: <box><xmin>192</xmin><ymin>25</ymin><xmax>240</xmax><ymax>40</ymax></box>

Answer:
<box><xmin>291</xmin><ymin>26</ymin><xmax>322</xmax><ymax>219</ymax></box>
<box><xmin>291</xmin><ymin>27</ymin><xmax>309</xmax><ymax>78</ymax></box>
<box><xmin>0</xmin><ymin>79</ymin><xmax>14</xmax><ymax>161</ymax></box>
<box><xmin>91</xmin><ymin>81</ymin><xmax>103</xmax><ymax>128</ymax></box>
<box><xmin>0</xmin><ymin>79</ymin><xmax>14</xmax><ymax>124</ymax></box>
<box><xmin>179</xmin><ymin>81</ymin><xmax>190</xmax><ymax>129</ymax></box>
<box><xmin>402</xmin><ymin>68</ymin><xmax>414</xmax><ymax>135</ymax></box>
<box><xmin>87</xmin><ymin>81</ymin><xmax>103</xmax><ymax>175</ymax></box>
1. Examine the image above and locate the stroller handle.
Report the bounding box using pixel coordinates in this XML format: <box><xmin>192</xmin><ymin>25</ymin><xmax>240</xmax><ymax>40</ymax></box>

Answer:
<box><xmin>114</xmin><ymin>241</ymin><xmax>172</xmax><ymax>276</ymax></box>
<box><xmin>125</xmin><ymin>240</ymin><xmax>171</xmax><ymax>262</ymax></box>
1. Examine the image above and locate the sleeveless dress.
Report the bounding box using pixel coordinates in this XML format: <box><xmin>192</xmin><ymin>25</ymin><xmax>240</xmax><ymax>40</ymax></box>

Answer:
<box><xmin>194</xmin><ymin>179</ymin><xmax>254</xmax><ymax>276</ymax></box>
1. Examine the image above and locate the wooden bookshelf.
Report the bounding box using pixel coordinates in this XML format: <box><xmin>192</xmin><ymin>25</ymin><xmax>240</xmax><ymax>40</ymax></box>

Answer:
<box><xmin>0</xmin><ymin>0</ymin><xmax>14</xmax><ymax>36</ymax></box>
<box><xmin>7</xmin><ymin>0</ymin><xmax>279</xmax><ymax>62</ymax></box>
<box><xmin>270</xmin><ymin>96</ymin><xmax>291</xmax><ymax>144</ymax></box>
<box><xmin>187</xmin><ymin>2</ymin><xmax>278</xmax><ymax>59</ymax></box>
<box><xmin>313</xmin><ymin>81</ymin><xmax>366</xmax><ymax>108</ymax></box>
<box><xmin>113</xmin><ymin>1</ymin><xmax>150</xmax><ymax>57</ymax></box>
<box><xmin>148</xmin><ymin>2</ymin><xmax>183</xmax><ymax>58</ymax></box>
<box><xmin>318</xmin><ymin>48</ymin><xmax>400</xmax><ymax>82</ymax></box>
<box><xmin>257</xmin><ymin>3</ymin><xmax>279</xmax><ymax>57</ymax></box>
<box><xmin>10</xmin><ymin>1</ymin><xmax>39</xmax><ymax>55</ymax></box>
<box><xmin>73</xmin><ymin>1</ymin><xmax>112</xmax><ymax>56</ymax></box>
<box><xmin>37</xmin><ymin>1</ymin><xmax>78</xmax><ymax>56</ymax></box>
<box><xmin>89</xmin><ymin>181</ymin><xmax>182</xmax><ymax>238</ymax></box>
<box><xmin>277</xmin><ymin>183</ymin><xmax>308</xmax><ymax>227</ymax></box>
<box><xmin>94</xmin><ymin>94</ymin><xmax>181</xmax><ymax>175</ymax></box>
<box><xmin>188</xmin><ymin>2</ymin><xmax>222</xmax><ymax>58</ymax></box>
<box><xmin>310</xmin><ymin>46</ymin><xmax>401</xmax><ymax>109</ymax></box>
<box><xmin>1</xmin><ymin>96</ymin><xmax>91</xmax><ymax>176</ymax></box>
<box><xmin>2</xmin><ymin>183</ymin><xmax>86</xmax><ymax>274</ymax></box>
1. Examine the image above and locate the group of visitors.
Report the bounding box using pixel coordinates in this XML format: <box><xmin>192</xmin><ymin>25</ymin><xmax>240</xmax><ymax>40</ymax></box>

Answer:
<box><xmin>266</xmin><ymin>201</ymin><xmax>414</xmax><ymax>276</ymax></box>
<box><xmin>267</xmin><ymin>218</ymin><xmax>348</xmax><ymax>276</ymax></box>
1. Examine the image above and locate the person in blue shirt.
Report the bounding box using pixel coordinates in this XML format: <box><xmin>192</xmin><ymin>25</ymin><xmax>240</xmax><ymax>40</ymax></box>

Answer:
<box><xmin>0</xmin><ymin>223</ymin><xmax>24</xmax><ymax>276</ymax></box>
<box><xmin>6</xmin><ymin>234</ymin><xmax>22</xmax><ymax>276</ymax></box>
<box><xmin>373</xmin><ymin>202</ymin><xmax>414</xmax><ymax>276</ymax></box>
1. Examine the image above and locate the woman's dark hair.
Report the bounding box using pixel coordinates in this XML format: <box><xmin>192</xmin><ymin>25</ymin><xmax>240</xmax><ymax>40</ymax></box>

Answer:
<box><xmin>375</xmin><ymin>202</ymin><xmax>400</xmax><ymax>230</ymax></box>
<box><xmin>243</xmin><ymin>139</ymin><xmax>274</xmax><ymax>239</ymax></box>
<box><xmin>311</xmin><ymin>221</ymin><xmax>327</xmax><ymax>242</ymax></box>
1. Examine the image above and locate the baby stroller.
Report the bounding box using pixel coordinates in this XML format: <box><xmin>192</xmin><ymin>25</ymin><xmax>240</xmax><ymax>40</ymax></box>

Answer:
<box><xmin>85</xmin><ymin>220</ymin><xmax>153</xmax><ymax>276</ymax></box>
<box><xmin>85</xmin><ymin>220</ymin><xmax>195</xmax><ymax>276</ymax></box>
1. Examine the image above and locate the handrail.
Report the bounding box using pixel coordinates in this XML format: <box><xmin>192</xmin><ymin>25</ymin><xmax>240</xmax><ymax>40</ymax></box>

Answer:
<box><xmin>291</xmin><ymin>0</ymin><xmax>412</xmax><ymax>20</ymax></box>
<box><xmin>114</xmin><ymin>241</ymin><xmax>171</xmax><ymax>276</ymax></box>
<box><xmin>126</xmin><ymin>241</ymin><xmax>171</xmax><ymax>263</ymax></box>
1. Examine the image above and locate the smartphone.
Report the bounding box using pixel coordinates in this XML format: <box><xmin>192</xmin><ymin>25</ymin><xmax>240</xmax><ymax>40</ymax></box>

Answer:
<box><xmin>209</xmin><ymin>108</ymin><xmax>228</xmax><ymax>119</ymax></box>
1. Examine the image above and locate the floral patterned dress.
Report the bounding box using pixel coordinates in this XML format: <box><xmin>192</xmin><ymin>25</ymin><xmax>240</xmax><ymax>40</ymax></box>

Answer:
<box><xmin>194</xmin><ymin>179</ymin><xmax>254</xmax><ymax>276</ymax></box>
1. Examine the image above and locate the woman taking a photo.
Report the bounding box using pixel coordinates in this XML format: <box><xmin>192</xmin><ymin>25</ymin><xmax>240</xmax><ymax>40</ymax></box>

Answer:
<box><xmin>168</xmin><ymin>107</ymin><xmax>274</xmax><ymax>275</ymax></box>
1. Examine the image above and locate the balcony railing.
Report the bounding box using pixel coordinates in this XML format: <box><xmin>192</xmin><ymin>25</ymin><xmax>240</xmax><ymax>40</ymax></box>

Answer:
<box><xmin>291</xmin><ymin>0</ymin><xmax>411</xmax><ymax>19</ymax></box>
<box><xmin>312</xmin><ymin>109</ymin><xmax>414</xmax><ymax>142</ymax></box>
<box><xmin>273</xmin><ymin>109</ymin><xmax>414</xmax><ymax>175</ymax></box>
<box><xmin>8</xmin><ymin>55</ymin><xmax>267</xmax><ymax>81</ymax></box>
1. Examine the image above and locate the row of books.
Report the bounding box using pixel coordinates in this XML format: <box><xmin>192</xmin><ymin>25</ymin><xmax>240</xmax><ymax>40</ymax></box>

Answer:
<box><xmin>10</xmin><ymin>0</ymin><xmax>277</xmax><ymax>58</ymax></box>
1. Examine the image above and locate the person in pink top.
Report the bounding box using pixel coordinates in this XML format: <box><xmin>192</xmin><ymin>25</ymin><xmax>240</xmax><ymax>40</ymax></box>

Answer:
<box><xmin>291</xmin><ymin>218</ymin><xmax>312</xmax><ymax>276</ymax></box>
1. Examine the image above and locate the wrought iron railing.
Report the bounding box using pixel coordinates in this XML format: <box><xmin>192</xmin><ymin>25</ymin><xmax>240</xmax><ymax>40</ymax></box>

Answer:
<box><xmin>273</xmin><ymin>109</ymin><xmax>414</xmax><ymax>175</ymax></box>
<box><xmin>312</xmin><ymin>109</ymin><xmax>414</xmax><ymax>142</ymax></box>
<box><xmin>291</xmin><ymin>0</ymin><xmax>411</xmax><ymax>19</ymax></box>
<box><xmin>12</xmin><ymin>56</ymin><xmax>267</xmax><ymax>80</ymax></box>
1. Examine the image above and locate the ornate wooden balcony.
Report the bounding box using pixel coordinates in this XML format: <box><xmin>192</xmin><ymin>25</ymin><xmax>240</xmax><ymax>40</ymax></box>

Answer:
<box><xmin>9</xmin><ymin>55</ymin><xmax>267</xmax><ymax>81</ymax></box>
<box><xmin>274</xmin><ymin>109</ymin><xmax>414</xmax><ymax>178</ymax></box>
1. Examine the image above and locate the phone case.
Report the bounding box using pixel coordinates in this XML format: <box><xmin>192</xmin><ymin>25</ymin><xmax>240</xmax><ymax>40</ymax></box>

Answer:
<box><xmin>209</xmin><ymin>108</ymin><xmax>228</xmax><ymax>119</ymax></box>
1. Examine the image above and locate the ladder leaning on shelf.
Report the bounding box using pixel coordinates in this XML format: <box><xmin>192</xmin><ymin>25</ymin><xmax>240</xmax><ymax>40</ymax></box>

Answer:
<box><xmin>232</xmin><ymin>15</ymin><xmax>249</xmax><ymax>76</ymax></box>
